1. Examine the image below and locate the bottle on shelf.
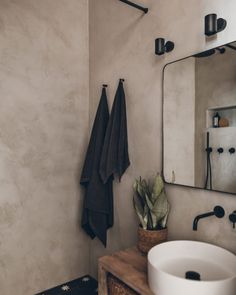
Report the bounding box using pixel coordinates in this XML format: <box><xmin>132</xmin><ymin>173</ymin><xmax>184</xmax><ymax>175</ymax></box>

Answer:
<box><xmin>213</xmin><ymin>112</ymin><xmax>220</xmax><ymax>128</ymax></box>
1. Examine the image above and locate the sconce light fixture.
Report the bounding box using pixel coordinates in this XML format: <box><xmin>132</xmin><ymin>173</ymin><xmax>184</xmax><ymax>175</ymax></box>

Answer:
<box><xmin>205</xmin><ymin>14</ymin><xmax>227</xmax><ymax>36</ymax></box>
<box><xmin>155</xmin><ymin>38</ymin><xmax>175</xmax><ymax>55</ymax></box>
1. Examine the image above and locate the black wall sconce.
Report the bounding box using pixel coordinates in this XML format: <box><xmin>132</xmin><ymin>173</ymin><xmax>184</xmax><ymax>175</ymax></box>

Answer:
<box><xmin>155</xmin><ymin>38</ymin><xmax>175</xmax><ymax>55</ymax></box>
<box><xmin>119</xmin><ymin>0</ymin><xmax>148</xmax><ymax>14</ymax></box>
<box><xmin>205</xmin><ymin>14</ymin><xmax>227</xmax><ymax>36</ymax></box>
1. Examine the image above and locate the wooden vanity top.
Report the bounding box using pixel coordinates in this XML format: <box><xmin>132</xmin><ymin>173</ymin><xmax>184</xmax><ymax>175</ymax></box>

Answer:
<box><xmin>98</xmin><ymin>247</ymin><xmax>154</xmax><ymax>295</ymax></box>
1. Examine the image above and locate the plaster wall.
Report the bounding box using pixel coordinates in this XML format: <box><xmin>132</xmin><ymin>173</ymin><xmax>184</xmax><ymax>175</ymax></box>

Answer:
<box><xmin>89</xmin><ymin>0</ymin><xmax>236</xmax><ymax>276</ymax></box>
<box><xmin>0</xmin><ymin>1</ymin><xmax>90</xmax><ymax>294</ymax></box>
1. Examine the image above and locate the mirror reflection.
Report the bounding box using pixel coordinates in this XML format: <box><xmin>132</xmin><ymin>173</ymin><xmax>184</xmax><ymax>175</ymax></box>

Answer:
<box><xmin>163</xmin><ymin>41</ymin><xmax>236</xmax><ymax>194</ymax></box>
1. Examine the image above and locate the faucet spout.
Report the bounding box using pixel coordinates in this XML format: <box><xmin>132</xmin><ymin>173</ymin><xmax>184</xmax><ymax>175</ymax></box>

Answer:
<box><xmin>193</xmin><ymin>206</ymin><xmax>225</xmax><ymax>231</ymax></box>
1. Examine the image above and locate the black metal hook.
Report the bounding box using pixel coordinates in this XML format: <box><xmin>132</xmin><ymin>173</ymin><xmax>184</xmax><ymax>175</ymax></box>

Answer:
<box><xmin>119</xmin><ymin>0</ymin><xmax>148</xmax><ymax>14</ymax></box>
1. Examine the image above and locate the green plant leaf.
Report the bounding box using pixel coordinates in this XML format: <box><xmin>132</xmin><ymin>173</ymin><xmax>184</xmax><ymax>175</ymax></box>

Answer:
<box><xmin>153</xmin><ymin>190</ymin><xmax>168</xmax><ymax>215</ymax></box>
<box><xmin>147</xmin><ymin>210</ymin><xmax>154</xmax><ymax>229</ymax></box>
<box><xmin>133</xmin><ymin>196</ymin><xmax>147</xmax><ymax>229</ymax></box>
<box><xmin>133</xmin><ymin>174</ymin><xmax>170</xmax><ymax>230</ymax></box>
<box><xmin>145</xmin><ymin>193</ymin><xmax>153</xmax><ymax>210</ymax></box>
<box><xmin>151</xmin><ymin>190</ymin><xmax>169</xmax><ymax>228</ymax></box>
<box><xmin>153</xmin><ymin>174</ymin><xmax>164</xmax><ymax>198</ymax></box>
<box><xmin>145</xmin><ymin>193</ymin><xmax>157</xmax><ymax>229</ymax></box>
<box><xmin>133</xmin><ymin>178</ymin><xmax>148</xmax><ymax>201</ymax></box>
<box><xmin>160</xmin><ymin>202</ymin><xmax>170</xmax><ymax>228</ymax></box>
<box><xmin>133</xmin><ymin>193</ymin><xmax>144</xmax><ymax>215</ymax></box>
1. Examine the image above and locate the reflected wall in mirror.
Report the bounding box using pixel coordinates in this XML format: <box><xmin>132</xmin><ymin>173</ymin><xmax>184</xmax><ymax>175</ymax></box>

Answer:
<box><xmin>163</xmin><ymin>41</ymin><xmax>236</xmax><ymax>195</ymax></box>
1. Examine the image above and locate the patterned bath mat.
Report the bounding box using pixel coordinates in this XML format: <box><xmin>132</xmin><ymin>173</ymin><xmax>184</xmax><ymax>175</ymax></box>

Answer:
<box><xmin>35</xmin><ymin>275</ymin><xmax>98</xmax><ymax>295</ymax></box>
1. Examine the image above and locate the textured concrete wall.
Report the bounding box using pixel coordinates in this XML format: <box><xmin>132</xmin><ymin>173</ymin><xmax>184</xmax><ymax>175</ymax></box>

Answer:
<box><xmin>89</xmin><ymin>0</ymin><xmax>236</xmax><ymax>276</ymax></box>
<box><xmin>1</xmin><ymin>1</ymin><xmax>236</xmax><ymax>293</ymax></box>
<box><xmin>0</xmin><ymin>1</ymin><xmax>90</xmax><ymax>294</ymax></box>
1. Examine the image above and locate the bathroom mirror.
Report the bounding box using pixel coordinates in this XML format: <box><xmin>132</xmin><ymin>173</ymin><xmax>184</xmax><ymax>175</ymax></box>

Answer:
<box><xmin>163</xmin><ymin>41</ymin><xmax>236</xmax><ymax>195</ymax></box>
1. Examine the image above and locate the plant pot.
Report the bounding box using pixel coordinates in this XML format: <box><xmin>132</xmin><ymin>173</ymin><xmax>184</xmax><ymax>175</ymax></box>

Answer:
<box><xmin>137</xmin><ymin>226</ymin><xmax>168</xmax><ymax>254</ymax></box>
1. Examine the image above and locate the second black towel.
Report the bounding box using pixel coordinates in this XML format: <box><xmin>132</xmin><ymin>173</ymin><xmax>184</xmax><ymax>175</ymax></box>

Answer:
<box><xmin>100</xmin><ymin>79</ymin><xmax>130</xmax><ymax>183</ymax></box>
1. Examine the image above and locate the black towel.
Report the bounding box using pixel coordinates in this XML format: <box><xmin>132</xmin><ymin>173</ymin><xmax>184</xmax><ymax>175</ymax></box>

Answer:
<box><xmin>80</xmin><ymin>86</ymin><xmax>113</xmax><ymax>247</ymax></box>
<box><xmin>100</xmin><ymin>79</ymin><xmax>130</xmax><ymax>183</ymax></box>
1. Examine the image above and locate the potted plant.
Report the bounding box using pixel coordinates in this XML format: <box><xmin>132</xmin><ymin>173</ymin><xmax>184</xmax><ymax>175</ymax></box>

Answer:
<box><xmin>133</xmin><ymin>173</ymin><xmax>170</xmax><ymax>254</ymax></box>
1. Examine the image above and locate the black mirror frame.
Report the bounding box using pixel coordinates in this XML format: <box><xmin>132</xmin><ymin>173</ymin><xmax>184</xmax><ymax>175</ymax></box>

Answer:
<box><xmin>161</xmin><ymin>41</ymin><xmax>236</xmax><ymax>196</ymax></box>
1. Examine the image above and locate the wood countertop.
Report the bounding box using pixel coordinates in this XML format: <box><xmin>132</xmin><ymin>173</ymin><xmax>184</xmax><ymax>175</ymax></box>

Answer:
<box><xmin>98</xmin><ymin>247</ymin><xmax>154</xmax><ymax>295</ymax></box>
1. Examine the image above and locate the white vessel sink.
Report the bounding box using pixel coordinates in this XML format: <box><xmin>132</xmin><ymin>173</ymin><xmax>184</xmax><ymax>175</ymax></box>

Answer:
<box><xmin>148</xmin><ymin>241</ymin><xmax>236</xmax><ymax>295</ymax></box>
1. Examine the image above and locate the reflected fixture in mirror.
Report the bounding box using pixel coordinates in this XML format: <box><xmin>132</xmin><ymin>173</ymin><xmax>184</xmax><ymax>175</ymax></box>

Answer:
<box><xmin>119</xmin><ymin>0</ymin><xmax>148</xmax><ymax>14</ymax></box>
<box><xmin>217</xmin><ymin>148</ymin><xmax>224</xmax><ymax>154</ymax></box>
<box><xmin>155</xmin><ymin>38</ymin><xmax>174</xmax><ymax>55</ymax></box>
<box><xmin>205</xmin><ymin>14</ymin><xmax>227</xmax><ymax>36</ymax></box>
<box><xmin>194</xmin><ymin>47</ymin><xmax>226</xmax><ymax>58</ymax></box>
<box><xmin>204</xmin><ymin>132</ymin><xmax>213</xmax><ymax>190</ymax></box>
<box><xmin>229</xmin><ymin>211</ymin><xmax>236</xmax><ymax>228</ymax></box>
<box><xmin>229</xmin><ymin>148</ymin><xmax>235</xmax><ymax>155</ymax></box>
<box><xmin>195</xmin><ymin>43</ymin><xmax>236</xmax><ymax>58</ymax></box>
<box><xmin>163</xmin><ymin>40</ymin><xmax>236</xmax><ymax>195</ymax></box>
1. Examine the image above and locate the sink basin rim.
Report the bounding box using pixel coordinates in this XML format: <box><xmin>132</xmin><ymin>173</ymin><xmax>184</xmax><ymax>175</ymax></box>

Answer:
<box><xmin>148</xmin><ymin>240</ymin><xmax>236</xmax><ymax>283</ymax></box>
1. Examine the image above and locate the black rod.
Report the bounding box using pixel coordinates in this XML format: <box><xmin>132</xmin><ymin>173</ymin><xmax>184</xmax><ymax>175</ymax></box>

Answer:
<box><xmin>226</xmin><ymin>44</ymin><xmax>236</xmax><ymax>51</ymax></box>
<box><xmin>119</xmin><ymin>0</ymin><xmax>148</xmax><ymax>14</ymax></box>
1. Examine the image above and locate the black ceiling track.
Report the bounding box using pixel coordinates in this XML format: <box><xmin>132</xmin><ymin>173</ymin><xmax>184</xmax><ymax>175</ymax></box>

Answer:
<box><xmin>119</xmin><ymin>0</ymin><xmax>148</xmax><ymax>14</ymax></box>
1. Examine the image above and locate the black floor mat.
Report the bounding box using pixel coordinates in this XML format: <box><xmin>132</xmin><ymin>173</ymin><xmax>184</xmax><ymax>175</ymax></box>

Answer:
<box><xmin>35</xmin><ymin>275</ymin><xmax>98</xmax><ymax>295</ymax></box>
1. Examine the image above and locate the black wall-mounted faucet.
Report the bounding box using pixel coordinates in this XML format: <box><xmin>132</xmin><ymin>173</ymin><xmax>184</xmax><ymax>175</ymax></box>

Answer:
<box><xmin>193</xmin><ymin>206</ymin><xmax>225</xmax><ymax>231</ymax></box>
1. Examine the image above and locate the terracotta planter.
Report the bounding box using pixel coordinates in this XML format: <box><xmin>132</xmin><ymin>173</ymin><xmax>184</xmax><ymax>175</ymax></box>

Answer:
<box><xmin>137</xmin><ymin>226</ymin><xmax>168</xmax><ymax>254</ymax></box>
